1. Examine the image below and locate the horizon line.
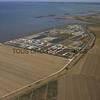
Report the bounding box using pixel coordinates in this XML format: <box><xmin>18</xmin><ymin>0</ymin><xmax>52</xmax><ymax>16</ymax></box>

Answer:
<box><xmin>0</xmin><ymin>1</ymin><xmax>100</xmax><ymax>3</ymax></box>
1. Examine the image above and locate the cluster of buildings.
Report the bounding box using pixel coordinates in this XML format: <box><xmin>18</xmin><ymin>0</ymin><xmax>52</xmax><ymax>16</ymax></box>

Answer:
<box><xmin>5</xmin><ymin>24</ymin><xmax>89</xmax><ymax>59</ymax></box>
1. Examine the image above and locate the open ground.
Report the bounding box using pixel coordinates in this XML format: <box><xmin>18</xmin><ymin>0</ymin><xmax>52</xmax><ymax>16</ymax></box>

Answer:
<box><xmin>0</xmin><ymin>44</ymin><xmax>67</xmax><ymax>98</ymax></box>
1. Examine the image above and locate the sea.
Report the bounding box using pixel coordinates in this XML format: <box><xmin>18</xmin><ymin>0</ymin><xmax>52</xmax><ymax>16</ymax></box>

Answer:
<box><xmin>0</xmin><ymin>2</ymin><xmax>100</xmax><ymax>42</ymax></box>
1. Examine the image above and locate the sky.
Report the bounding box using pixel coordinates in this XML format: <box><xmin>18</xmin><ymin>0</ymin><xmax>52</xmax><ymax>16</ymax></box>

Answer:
<box><xmin>0</xmin><ymin>0</ymin><xmax>100</xmax><ymax>2</ymax></box>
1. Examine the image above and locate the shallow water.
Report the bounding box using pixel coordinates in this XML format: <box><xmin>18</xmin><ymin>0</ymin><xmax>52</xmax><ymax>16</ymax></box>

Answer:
<box><xmin>0</xmin><ymin>2</ymin><xmax>100</xmax><ymax>42</ymax></box>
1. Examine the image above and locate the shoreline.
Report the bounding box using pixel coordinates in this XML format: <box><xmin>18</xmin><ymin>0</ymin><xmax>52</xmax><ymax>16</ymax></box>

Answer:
<box><xmin>1</xmin><ymin>11</ymin><xmax>100</xmax><ymax>43</ymax></box>
<box><xmin>2</xmin><ymin>23</ymin><xmax>85</xmax><ymax>43</ymax></box>
<box><xmin>1</xmin><ymin>14</ymin><xmax>99</xmax><ymax>43</ymax></box>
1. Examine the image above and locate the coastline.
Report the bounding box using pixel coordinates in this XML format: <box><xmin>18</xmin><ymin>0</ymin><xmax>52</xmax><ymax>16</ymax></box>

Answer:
<box><xmin>2</xmin><ymin>23</ymin><xmax>84</xmax><ymax>43</ymax></box>
<box><xmin>2</xmin><ymin>11</ymin><xmax>100</xmax><ymax>43</ymax></box>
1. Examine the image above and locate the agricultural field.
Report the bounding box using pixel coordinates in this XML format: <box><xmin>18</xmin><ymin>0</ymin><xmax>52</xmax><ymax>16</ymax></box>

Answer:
<box><xmin>0</xmin><ymin>44</ymin><xmax>67</xmax><ymax>98</ymax></box>
<box><xmin>57</xmin><ymin>24</ymin><xmax>100</xmax><ymax>100</ymax></box>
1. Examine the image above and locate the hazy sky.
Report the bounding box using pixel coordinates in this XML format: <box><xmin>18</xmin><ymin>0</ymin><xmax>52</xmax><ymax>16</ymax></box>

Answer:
<box><xmin>0</xmin><ymin>0</ymin><xmax>100</xmax><ymax>2</ymax></box>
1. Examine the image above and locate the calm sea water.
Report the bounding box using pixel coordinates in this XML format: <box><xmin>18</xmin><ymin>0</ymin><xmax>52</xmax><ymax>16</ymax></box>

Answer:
<box><xmin>0</xmin><ymin>2</ymin><xmax>100</xmax><ymax>42</ymax></box>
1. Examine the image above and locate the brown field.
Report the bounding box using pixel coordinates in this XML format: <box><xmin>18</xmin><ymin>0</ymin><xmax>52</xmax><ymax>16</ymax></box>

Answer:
<box><xmin>0</xmin><ymin>44</ymin><xmax>67</xmax><ymax>98</ymax></box>
<box><xmin>57</xmin><ymin>25</ymin><xmax>100</xmax><ymax>100</ymax></box>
